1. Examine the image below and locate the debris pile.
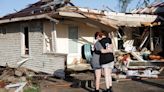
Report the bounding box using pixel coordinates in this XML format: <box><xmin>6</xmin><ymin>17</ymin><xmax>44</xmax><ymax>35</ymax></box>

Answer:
<box><xmin>113</xmin><ymin>24</ymin><xmax>164</xmax><ymax>79</ymax></box>
<box><xmin>114</xmin><ymin>42</ymin><xmax>164</xmax><ymax>79</ymax></box>
<box><xmin>0</xmin><ymin>66</ymin><xmax>40</xmax><ymax>92</ymax></box>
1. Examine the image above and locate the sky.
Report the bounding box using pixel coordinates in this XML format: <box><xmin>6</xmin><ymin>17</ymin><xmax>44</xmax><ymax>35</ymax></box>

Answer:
<box><xmin>0</xmin><ymin>0</ymin><xmax>39</xmax><ymax>16</ymax></box>
<box><xmin>0</xmin><ymin>0</ymin><xmax>162</xmax><ymax>17</ymax></box>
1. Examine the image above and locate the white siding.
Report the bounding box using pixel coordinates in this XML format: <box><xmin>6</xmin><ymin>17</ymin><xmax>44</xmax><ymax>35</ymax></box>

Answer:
<box><xmin>55</xmin><ymin>21</ymin><xmax>100</xmax><ymax>64</ymax></box>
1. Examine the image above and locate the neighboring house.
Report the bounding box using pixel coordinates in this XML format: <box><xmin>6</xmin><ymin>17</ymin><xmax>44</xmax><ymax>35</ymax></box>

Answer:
<box><xmin>131</xmin><ymin>2</ymin><xmax>164</xmax><ymax>54</ymax></box>
<box><xmin>0</xmin><ymin>0</ymin><xmax>158</xmax><ymax>75</ymax></box>
<box><xmin>131</xmin><ymin>2</ymin><xmax>164</xmax><ymax>15</ymax></box>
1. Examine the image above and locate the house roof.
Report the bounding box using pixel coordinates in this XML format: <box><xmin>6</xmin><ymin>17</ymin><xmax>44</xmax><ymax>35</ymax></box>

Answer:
<box><xmin>0</xmin><ymin>0</ymin><xmax>158</xmax><ymax>28</ymax></box>
<box><xmin>103</xmin><ymin>12</ymin><xmax>158</xmax><ymax>27</ymax></box>
<box><xmin>131</xmin><ymin>2</ymin><xmax>164</xmax><ymax>26</ymax></box>
<box><xmin>1</xmin><ymin>1</ymin><xmax>47</xmax><ymax>19</ymax></box>
<box><xmin>0</xmin><ymin>0</ymin><xmax>118</xmax><ymax>31</ymax></box>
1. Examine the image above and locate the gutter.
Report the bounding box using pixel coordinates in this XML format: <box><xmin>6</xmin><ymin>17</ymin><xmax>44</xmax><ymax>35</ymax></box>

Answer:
<box><xmin>0</xmin><ymin>14</ymin><xmax>59</xmax><ymax>24</ymax></box>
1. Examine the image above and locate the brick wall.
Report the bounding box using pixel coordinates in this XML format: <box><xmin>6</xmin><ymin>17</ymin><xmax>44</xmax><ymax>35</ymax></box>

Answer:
<box><xmin>0</xmin><ymin>20</ymin><xmax>66</xmax><ymax>76</ymax></box>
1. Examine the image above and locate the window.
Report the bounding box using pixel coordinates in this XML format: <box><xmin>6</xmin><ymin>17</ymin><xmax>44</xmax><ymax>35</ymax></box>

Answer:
<box><xmin>21</xmin><ymin>26</ymin><xmax>29</xmax><ymax>55</ymax></box>
<box><xmin>68</xmin><ymin>26</ymin><xmax>78</xmax><ymax>53</ymax></box>
<box><xmin>0</xmin><ymin>27</ymin><xmax>6</xmax><ymax>35</ymax></box>
<box><xmin>24</xmin><ymin>27</ymin><xmax>29</xmax><ymax>55</ymax></box>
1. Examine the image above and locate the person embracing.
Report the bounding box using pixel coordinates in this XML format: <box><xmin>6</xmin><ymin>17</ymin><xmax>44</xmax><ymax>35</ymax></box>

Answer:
<box><xmin>99</xmin><ymin>31</ymin><xmax>114</xmax><ymax>92</ymax></box>
<box><xmin>91</xmin><ymin>31</ymin><xmax>114</xmax><ymax>92</ymax></box>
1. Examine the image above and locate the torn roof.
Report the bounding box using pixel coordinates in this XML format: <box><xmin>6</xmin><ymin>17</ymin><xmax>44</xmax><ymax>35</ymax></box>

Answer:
<box><xmin>1</xmin><ymin>1</ymin><xmax>47</xmax><ymax>19</ymax></box>
<box><xmin>131</xmin><ymin>2</ymin><xmax>164</xmax><ymax>26</ymax></box>
<box><xmin>103</xmin><ymin>12</ymin><xmax>158</xmax><ymax>27</ymax></box>
<box><xmin>0</xmin><ymin>0</ymin><xmax>74</xmax><ymax>19</ymax></box>
<box><xmin>0</xmin><ymin>0</ymin><xmax>118</xmax><ymax>30</ymax></box>
<box><xmin>0</xmin><ymin>0</ymin><xmax>158</xmax><ymax>28</ymax></box>
<box><xmin>131</xmin><ymin>2</ymin><xmax>164</xmax><ymax>15</ymax></box>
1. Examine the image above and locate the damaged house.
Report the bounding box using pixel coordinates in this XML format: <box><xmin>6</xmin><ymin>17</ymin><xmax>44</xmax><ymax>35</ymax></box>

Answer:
<box><xmin>0</xmin><ymin>0</ymin><xmax>160</xmax><ymax>76</ymax></box>
<box><xmin>0</xmin><ymin>0</ymin><xmax>117</xmax><ymax>75</ymax></box>
<box><xmin>131</xmin><ymin>2</ymin><xmax>164</xmax><ymax>55</ymax></box>
<box><xmin>112</xmin><ymin>2</ymin><xmax>164</xmax><ymax>77</ymax></box>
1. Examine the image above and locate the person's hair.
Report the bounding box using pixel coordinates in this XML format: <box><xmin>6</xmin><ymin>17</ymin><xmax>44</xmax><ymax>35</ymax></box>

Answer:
<box><xmin>101</xmin><ymin>30</ymin><xmax>108</xmax><ymax>37</ymax></box>
<box><xmin>94</xmin><ymin>32</ymin><xmax>104</xmax><ymax>39</ymax></box>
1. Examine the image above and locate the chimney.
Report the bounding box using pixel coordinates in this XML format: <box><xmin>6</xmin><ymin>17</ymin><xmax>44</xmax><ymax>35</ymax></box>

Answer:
<box><xmin>41</xmin><ymin>0</ymin><xmax>53</xmax><ymax>2</ymax></box>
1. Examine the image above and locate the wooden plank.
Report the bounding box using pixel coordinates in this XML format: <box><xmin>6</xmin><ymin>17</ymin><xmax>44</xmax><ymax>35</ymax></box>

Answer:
<box><xmin>59</xmin><ymin>11</ymin><xmax>86</xmax><ymax>18</ymax></box>
<box><xmin>45</xmin><ymin>15</ymin><xmax>59</xmax><ymax>23</ymax></box>
<box><xmin>111</xmin><ymin>32</ymin><xmax>117</xmax><ymax>51</ymax></box>
<box><xmin>141</xmin><ymin>22</ymin><xmax>161</xmax><ymax>26</ymax></box>
<box><xmin>67</xmin><ymin>63</ymin><xmax>92</xmax><ymax>71</ymax></box>
<box><xmin>105</xmin><ymin>12</ymin><xmax>157</xmax><ymax>27</ymax></box>
<box><xmin>0</xmin><ymin>14</ymin><xmax>60</xmax><ymax>25</ymax></box>
<box><xmin>139</xmin><ymin>35</ymin><xmax>149</xmax><ymax>49</ymax></box>
<box><xmin>0</xmin><ymin>14</ymin><xmax>48</xmax><ymax>24</ymax></box>
<box><xmin>128</xmin><ymin>60</ymin><xmax>164</xmax><ymax>67</ymax></box>
<box><xmin>131</xmin><ymin>52</ymin><xmax>145</xmax><ymax>61</ymax></box>
<box><xmin>5</xmin><ymin>82</ymin><xmax>27</xmax><ymax>92</ymax></box>
<box><xmin>150</xmin><ymin>27</ymin><xmax>154</xmax><ymax>51</ymax></box>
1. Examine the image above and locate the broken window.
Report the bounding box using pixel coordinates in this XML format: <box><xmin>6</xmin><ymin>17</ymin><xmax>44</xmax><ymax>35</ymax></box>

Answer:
<box><xmin>24</xmin><ymin>27</ymin><xmax>29</xmax><ymax>55</ymax></box>
<box><xmin>21</xmin><ymin>26</ymin><xmax>29</xmax><ymax>55</ymax></box>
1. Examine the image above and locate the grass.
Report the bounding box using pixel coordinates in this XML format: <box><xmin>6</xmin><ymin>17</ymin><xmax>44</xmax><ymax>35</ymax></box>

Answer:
<box><xmin>24</xmin><ymin>85</ymin><xmax>40</xmax><ymax>92</ymax></box>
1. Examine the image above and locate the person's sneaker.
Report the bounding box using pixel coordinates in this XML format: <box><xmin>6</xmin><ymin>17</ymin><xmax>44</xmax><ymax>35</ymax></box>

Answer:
<box><xmin>104</xmin><ymin>87</ymin><xmax>113</xmax><ymax>92</ymax></box>
<box><xmin>94</xmin><ymin>89</ymin><xmax>99</xmax><ymax>92</ymax></box>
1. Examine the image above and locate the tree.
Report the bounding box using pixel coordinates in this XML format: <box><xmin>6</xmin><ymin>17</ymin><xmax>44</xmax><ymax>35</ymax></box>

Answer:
<box><xmin>136</xmin><ymin>0</ymin><xmax>151</xmax><ymax>8</ymax></box>
<box><xmin>118</xmin><ymin>0</ymin><xmax>163</xmax><ymax>12</ymax></box>
<box><xmin>118</xmin><ymin>0</ymin><xmax>133</xmax><ymax>12</ymax></box>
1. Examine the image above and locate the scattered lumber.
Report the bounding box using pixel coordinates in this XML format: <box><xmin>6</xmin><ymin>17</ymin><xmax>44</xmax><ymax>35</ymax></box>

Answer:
<box><xmin>5</xmin><ymin>82</ymin><xmax>27</xmax><ymax>92</ymax></box>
